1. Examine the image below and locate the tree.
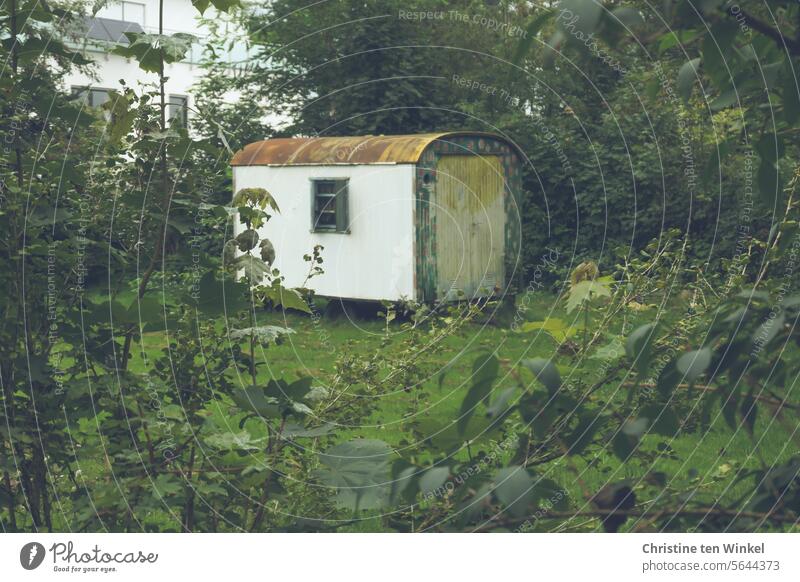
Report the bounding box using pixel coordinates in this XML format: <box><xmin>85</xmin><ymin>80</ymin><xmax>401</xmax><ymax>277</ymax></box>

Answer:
<box><xmin>241</xmin><ymin>0</ymin><xmax>476</xmax><ymax>136</ymax></box>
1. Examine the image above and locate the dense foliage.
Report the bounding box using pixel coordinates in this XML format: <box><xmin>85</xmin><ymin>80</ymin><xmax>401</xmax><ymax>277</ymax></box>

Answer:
<box><xmin>1</xmin><ymin>0</ymin><xmax>799</xmax><ymax>533</ymax></box>
<box><xmin>231</xmin><ymin>0</ymin><xmax>795</xmax><ymax>280</ymax></box>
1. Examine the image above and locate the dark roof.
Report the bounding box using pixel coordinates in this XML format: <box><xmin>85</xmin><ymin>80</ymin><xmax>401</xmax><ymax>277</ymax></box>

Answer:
<box><xmin>81</xmin><ymin>16</ymin><xmax>144</xmax><ymax>45</ymax></box>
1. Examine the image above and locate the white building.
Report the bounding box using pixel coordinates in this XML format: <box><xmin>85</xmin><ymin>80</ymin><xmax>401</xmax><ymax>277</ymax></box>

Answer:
<box><xmin>64</xmin><ymin>0</ymin><xmax>249</xmax><ymax>122</ymax></box>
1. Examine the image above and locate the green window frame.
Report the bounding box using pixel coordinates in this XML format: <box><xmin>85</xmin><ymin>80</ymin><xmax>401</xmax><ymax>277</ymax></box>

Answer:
<box><xmin>311</xmin><ymin>178</ymin><xmax>349</xmax><ymax>233</ymax></box>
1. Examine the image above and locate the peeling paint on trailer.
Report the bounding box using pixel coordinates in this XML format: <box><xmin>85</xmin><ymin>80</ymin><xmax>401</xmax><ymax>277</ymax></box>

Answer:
<box><xmin>413</xmin><ymin>135</ymin><xmax>522</xmax><ymax>302</ymax></box>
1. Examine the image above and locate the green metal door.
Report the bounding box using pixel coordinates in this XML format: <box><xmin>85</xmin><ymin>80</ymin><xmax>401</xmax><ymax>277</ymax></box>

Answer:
<box><xmin>434</xmin><ymin>155</ymin><xmax>505</xmax><ymax>300</ymax></box>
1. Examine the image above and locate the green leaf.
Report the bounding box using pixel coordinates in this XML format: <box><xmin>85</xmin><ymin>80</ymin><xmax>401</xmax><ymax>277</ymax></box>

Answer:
<box><xmin>455</xmin><ymin>354</ymin><xmax>499</xmax><ymax>434</ymax></box>
<box><xmin>288</xmin><ymin>377</ymin><xmax>314</xmax><ymax>400</ymax></box>
<box><xmin>622</xmin><ymin>417</ymin><xmax>649</xmax><ymax>439</ymax></box>
<box><xmin>625</xmin><ymin>323</ymin><xmax>657</xmax><ymax>374</ymax></box>
<box><xmin>566</xmin><ymin>278</ymin><xmax>612</xmax><ymax>313</ymax></box>
<box><xmin>102</xmin><ymin>91</ymin><xmax>136</xmax><ymax>143</ymax></box>
<box><xmin>230</xmin><ymin>386</ymin><xmax>279</xmax><ymax>418</ymax></box>
<box><xmin>658</xmin><ymin>30</ymin><xmax>700</xmax><ymax>54</ymax></box>
<box><xmin>520</xmin><ymin>392</ymin><xmax>577</xmax><ymax>438</ymax></box>
<box><xmin>709</xmin><ymin>89</ymin><xmax>738</xmax><ymax>111</ymax></box>
<box><xmin>472</xmin><ymin>352</ymin><xmax>500</xmax><ymax>385</ymax></box>
<box><xmin>486</xmin><ymin>386</ymin><xmax>519</xmax><ymax>419</ymax></box>
<box><xmin>113</xmin><ymin>32</ymin><xmax>195</xmax><ymax>73</ymax></box>
<box><xmin>281</xmin><ymin>422</ymin><xmax>335</xmax><ymax>439</ymax></box>
<box><xmin>513</xmin><ymin>9</ymin><xmax>555</xmax><ymax>63</ymax></box>
<box><xmin>390</xmin><ymin>463</ymin><xmax>419</xmax><ymax>504</ymax></box>
<box><xmin>590</xmin><ymin>337</ymin><xmax>624</xmax><ymax>360</ymax></box>
<box><xmin>205</xmin><ymin>430</ymin><xmax>264</xmax><ymax>451</ymax></box>
<box><xmin>558</xmin><ymin>0</ymin><xmax>603</xmax><ymax>38</ymax></box>
<box><xmin>531</xmin><ymin>478</ymin><xmax>569</xmax><ymax>511</ymax></box>
<box><xmin>752</xmin><ymin>312</ymin><xmax>785</xmax><ymax>351</ymax></box>
<box><xmin>741</xmin><ymin>390</ymin><xmax>757</xmax><ymax>435</ymax></box>
<box><xmin>193</xmin><ymin>272</ymin><xmax>249</xmax><ymax>316</ymax></box>
<box><xmin>676</xmin><ymin>348</ymin><xmax>712</xmax><ymax>383</ymax></box>
<box><xmin>562</xmin><ymin>412</ymin><xmax>603</xmax><ymax>455</ymax></box>
<box><xmin>234</xmin><ymin>254</ymin><xmax>269</xmax><ymax>284</ymax></box>
<box><xmin>493</xmin><ymin>466</ymin><xmax>533</xmax><ymax>518</ymax></box>
<box><xmin>419</xmin><ymin>467</ymin><xmax>449</xmax><ymax>496</ymax></box>
<box><xmin>611</xmin><ymin>7</ymin><xmax>644</xmax><ymax>29</ymax></box>
<box><xmin>677</xmin><ymin>58</ymin><xmax>701</xmax><ymax>102</ymax></box>
<box><xmin>702</xmin><ymin>20</ymin><xmax>738</xmax><ymax>90</ymax></box>
<box><xmin>521</xmin><ymin>358</ymin><xmax>561</xmax><ymax>395</ymax></box>
<box><xmin>755</xmin><ymin>133</ymin><xmax>785</xmax><ymax>163</ymax></box>
<box><xmin>316</xmin><ymin>440</ymin><xmax>394</xmax><ymax>511</ymax></box>
<box><xmin>782</xmin><ymin>74</ymin><xmax>800</xmax><ymax>123</ymax></box>
<box><xmin>259</xmin><ymin>238</ymin><xmax>276</xmax><ymax>265</ymax></box>
<box><xmin>234</xmin><ymin>187</ymin><xmax>280</xmax><ymax>213</ymax></box>
<box><xmin>613</xmin><ymin>418</ymin><xmax>647</xmax><ymax>460</ymax></box>
<box><xmin>263</xmin><ymin>285</ymin><xmax>311</xmax><ymax>314</ymax></box>
<box><xmin>235</xmin><ymin>229</ymin><xmax>259</xmax><ymax>252</ymax></box>
<box><xmin>520</xmin><ymin>318</ymin><xmax>579</xmax><ymax>343</ymax></box>
<box><xmin>656</xmin><ymin>360</ymin><xmax>680</xmax><ymax>397</ymax></box>
<box><xmin>757</xmin><ymin>156</ymin><xmax>782</xmax><ymax>208</ymax></box>
<box><xmin>419</xmin><ymin>414</ymin><xmax>502</xmax><ymax>452</ymax></box>
<box><xmin>640</xmin><ymin>404</ymin><xmax>679</xmax><ymax>436</ymax></box>
<box><xmin>542</xmin><ymin>30</ymin><xmax>565</xmax><ymax>69</ymax></box>
<box><xmin>153</xmin><ymin>474</ymin><xmax>182</xmax><ymax>497</ymax></box>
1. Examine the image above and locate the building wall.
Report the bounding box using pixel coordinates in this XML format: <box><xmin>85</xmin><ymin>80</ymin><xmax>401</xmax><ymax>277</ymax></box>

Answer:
<box><xmin>233</xmin><ymin>164</ymin><xmax>417</xmax><ymax>302</ymax></box>
<box><xmin>95</xmin><ymin>0</ymin><xmax>198</xmax><ymax>32</ymax></box>
<box><xmin>63</xmin><ymin>49</ymin><xmax>201</xmax><ymax>105</ymax></box>
<box><xmin>63</xmin><ymin>0</ymin><xmax>246</xmax><ymax>113</ymax></box>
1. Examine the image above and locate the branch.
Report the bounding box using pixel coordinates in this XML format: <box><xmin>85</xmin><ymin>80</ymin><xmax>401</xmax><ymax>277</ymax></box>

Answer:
<box><xmin>477</xmin><ymin>506</ymin><xmax>799</xmax><ymax>531</ymax></box>
<box><xmin>627</xmin><ymin>381</ymin><xmax>800</xmax><ymax>411</ymax></box>
<box><xmin>727</xmin><ymin>7</ymin><xmax>800</xmax><ymax>56</ymax></box>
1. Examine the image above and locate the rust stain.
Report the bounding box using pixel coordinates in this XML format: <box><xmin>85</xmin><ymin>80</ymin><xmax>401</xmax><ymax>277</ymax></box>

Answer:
<box><xmin>231</xmin><ymin>132</ymin><xmax>518</xmax><ymax>166</ymax></box>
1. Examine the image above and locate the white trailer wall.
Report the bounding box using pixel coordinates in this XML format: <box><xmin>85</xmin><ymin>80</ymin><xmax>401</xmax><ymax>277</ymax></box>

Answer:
<box><xmin>233</xmin><ymin>164</ymin><xmax>416</xmax><ymax>302</ymax></box>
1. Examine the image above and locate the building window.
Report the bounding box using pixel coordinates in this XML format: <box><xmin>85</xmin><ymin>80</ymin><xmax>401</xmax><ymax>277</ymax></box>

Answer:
<box><xmin>97</xmin><ymin>1</ymin><xmax>146</xmax><ymax>27</ymax></box>
<box><xmin>120</xmin><ymin>1</ymin><xmax>145</xmax><ymax>26</ymax></box>
<box><xmin>168</xmin><ymin>95</ymin><xmax>188</xmax><ymax>127</ymax></box>
<box><xmin>72</xmin><ymin>86</ymin><xmax>111</xmax><ymax>108</ymax></box>
<box><xmin>311</xmin><ymin>179</ymin><xmax>349</xmax><ymax>233</ymax></box>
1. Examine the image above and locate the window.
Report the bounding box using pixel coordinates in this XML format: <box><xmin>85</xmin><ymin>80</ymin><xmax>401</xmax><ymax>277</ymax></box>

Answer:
<box><xmin>72</xmin><ymin>86</ymin><xmax>111</xmax><ymax>108</ymax></box>
<box><xmin>120</xmin><ymin>1</ymin><xmax>145</xmax><ymax>27</ymax></box>
<box><xmin>97</xmin><ymin>1</ymin><xmax>145</xmax><ymax>27</ymax></box>
<box><xmin>311</xmin><ymin>179</ymin><xmax>349</xmax><ymax>233</ymax></box>
<box><xmin>168</xmin><ymin>95</ymin><xmax>188</xmax><ymax>127</ymax></box>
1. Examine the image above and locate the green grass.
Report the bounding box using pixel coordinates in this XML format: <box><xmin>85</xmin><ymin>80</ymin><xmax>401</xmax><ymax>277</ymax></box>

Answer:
<box><xmin>130</xmin><ymin>292</ymin><xmax>797</xmax><ymax>531</ymax></box>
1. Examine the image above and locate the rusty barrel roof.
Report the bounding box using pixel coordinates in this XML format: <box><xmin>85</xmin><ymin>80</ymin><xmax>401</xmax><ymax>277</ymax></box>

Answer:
<box><xmin>231</xmin><ymin>132</ymin><xmax>522</xmax><ymax>166</ymax></box>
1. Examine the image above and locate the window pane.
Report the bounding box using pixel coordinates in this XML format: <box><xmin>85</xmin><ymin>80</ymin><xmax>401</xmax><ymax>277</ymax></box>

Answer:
<box><xmin>168</xmin><ymin>95</ymin><xmax>188</xmax><ymax>127</ymax></box>
<box><xmin>121</xmin><ymin>2</ymin><xmax>146</xmax><ymax>26</ymax></box>
<box><xmin>96</xmin><ymin>2</ymin><xmax>123</xmax><ymax>20</ymax></box>
<box><xmin>313</xmin><ymin>181</ymin><xmax>338</xmax><ymax>230</ymax></box>
<box><xmin>71</xmin><ymin>86</ymin><xmax>90</xmax><ymax>105</ymax></box>
<box><xmin>315</xmin><ymin>196</ymin><xmax>334</xmax><ymax>213</ymax></box>
<box><xmin>315</xmin><ymin>211</ymin><xmax>336</xmax><ymax>228</ymax></box>
<box><xmin>315</xmin><ymin>181</ymin><xmax>334</xmax><ymax>194</ymax></box>
<box><xmin>90</xmin><ymin>89</ymin><xmax>110</xmax><ymax>107</ymax></box>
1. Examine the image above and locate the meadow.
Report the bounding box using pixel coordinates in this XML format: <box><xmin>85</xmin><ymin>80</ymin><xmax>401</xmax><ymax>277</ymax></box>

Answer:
<box><xmin>124</xmin><ymin>290</ymin><xmax>798</xmax><ymax>532</ymax></box>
